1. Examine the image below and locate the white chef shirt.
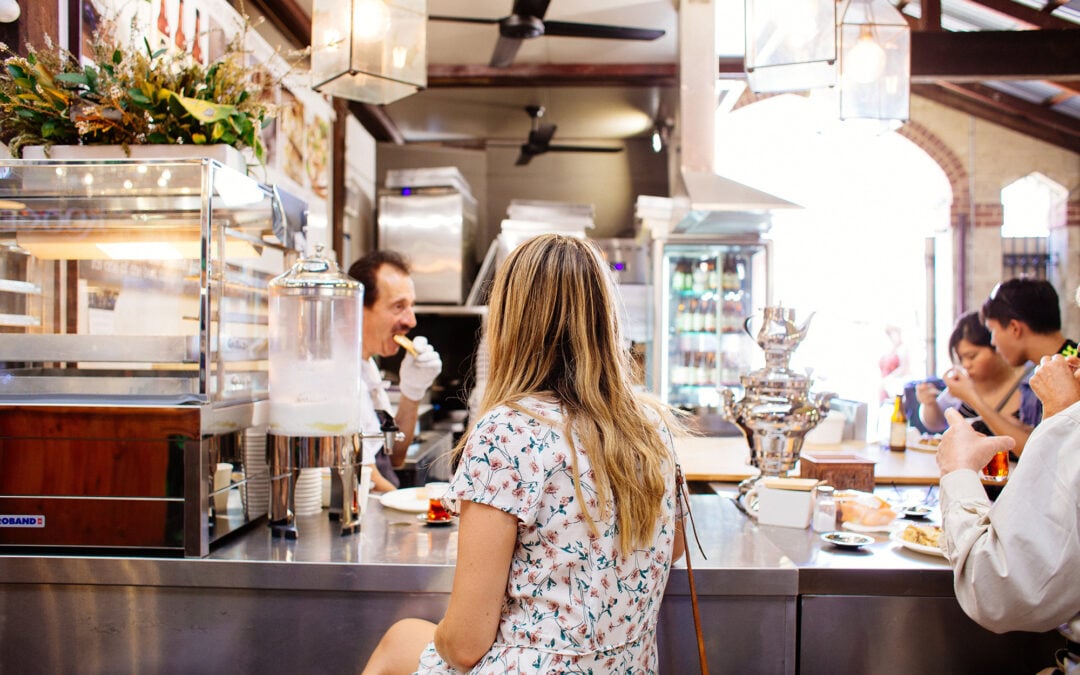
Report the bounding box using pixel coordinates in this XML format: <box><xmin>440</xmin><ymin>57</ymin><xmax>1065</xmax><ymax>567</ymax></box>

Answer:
<box><xmin>940</xmin><ymin>398</ymin><xmax>1080</xmax><ymax>634</ymax></box>
<box><xmin>359</xmin><ymin>358</ymin><xmax>392</xmax><ymax>465</ymax></box>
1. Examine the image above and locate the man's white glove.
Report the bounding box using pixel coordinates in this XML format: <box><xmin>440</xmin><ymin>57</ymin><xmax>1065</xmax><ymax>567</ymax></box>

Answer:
<box><xmin>398</xmin><ymin>335</ymin><xmax>442</xmax><ymax>402</ymax></box>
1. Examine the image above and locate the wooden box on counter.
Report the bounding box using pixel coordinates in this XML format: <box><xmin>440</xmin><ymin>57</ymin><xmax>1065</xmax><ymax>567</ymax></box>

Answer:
<box><xmin>799</xmin><ymin>452</ymin><xmax>876</xmax><ymax>492</ymax></box>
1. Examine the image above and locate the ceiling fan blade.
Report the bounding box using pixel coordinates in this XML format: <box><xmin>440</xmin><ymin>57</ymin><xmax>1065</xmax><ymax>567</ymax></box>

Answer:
<box><xmin>542</xmin><ymin>20</ymin><xmax>665</xmax><ymax>41</ymax></box>
<box><xmin>515</xmin><ymin>147</ymin><xmax>535</xmax><ymax>166</ymax></box>
<box><xmin>511</xmin><ymin>0</ymin><xmax>551</xmax><ymax>20</ymax></box>
<box><xmin>428</xmin><ymin>15</ymin><xmax>502</xmax><ymax>25</ymax></box>
<box><xmin>529</xmin><ymin>123</ymin><xmax>557</xmax><ymax>146</ymax></box>
<box><xmin>490</xmin><ymin>35</ymin><xmax>524</xmax><ymax>68</ymax></box>
<box><xmin>546</xmin><ymin>144</ymin><xmax>623</xmax><ymax>153</ymax></box>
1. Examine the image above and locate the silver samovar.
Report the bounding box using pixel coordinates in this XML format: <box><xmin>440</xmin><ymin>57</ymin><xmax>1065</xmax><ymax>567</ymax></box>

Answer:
<box><xmin>720</xmin><ymin>306</ymin><xmax>835</xmax><ymax>508</ymax></box>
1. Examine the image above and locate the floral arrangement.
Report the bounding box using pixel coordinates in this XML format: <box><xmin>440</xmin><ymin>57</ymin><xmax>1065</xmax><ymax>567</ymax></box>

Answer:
<box><xmin>0</xmin><ymin>14</ymin><xmax>286</xmax><ymax>163</ymax></box>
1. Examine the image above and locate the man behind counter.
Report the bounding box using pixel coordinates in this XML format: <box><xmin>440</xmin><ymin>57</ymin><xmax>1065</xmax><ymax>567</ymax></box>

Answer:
<box><xmin>349</xmin><ymin>251</ymin><xmax>442</xmax><ymax>492</ymax></box>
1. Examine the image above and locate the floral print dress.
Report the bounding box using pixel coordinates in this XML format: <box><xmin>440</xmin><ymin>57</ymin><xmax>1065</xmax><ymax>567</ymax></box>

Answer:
<box><xmin>415</xmin><ymin>396</ymin><xmax>678</xmax><ymax>675</ymax></box>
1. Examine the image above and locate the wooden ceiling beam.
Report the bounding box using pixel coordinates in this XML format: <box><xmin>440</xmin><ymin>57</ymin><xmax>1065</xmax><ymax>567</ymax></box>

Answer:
<box><xmin>909</xmin><ymin>29</ymin><xmax>1080</xmax><ymax>81</ymax></box>
<box><xmin>939</xmin><ymin>82</ymin><xmax>1080</xmax><ymax>138</ymax></box>
<box><xmin>425</xmin><ymin>31</ymin><xmax>1080</xmax><ymax>88</ymax></box>
<box><xmin>242</xmin><ymin>0</ymin><xmax>311</xmax><ymax>47</ymax></box>
<box><xmin>912</xmin><ymin>83</ymin><xmax>1080</xmax><ymax>153</ymax></box>
<box><xmin>427</xmin><ymin>63</ymin><xmax>678</xmax><ymax>88</ymax></box>
<box><xmin>963</xmin><ymin>0</ymin><xmax>1077</xmax><ymax>29</ymax></box>
<box><xmin>348</xmin><ymin>102</ymin><xmax>406</xmax><ymax>145</ymax></box>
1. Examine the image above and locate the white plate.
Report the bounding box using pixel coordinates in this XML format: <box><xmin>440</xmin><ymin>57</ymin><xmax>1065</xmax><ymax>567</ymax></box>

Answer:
<box><xmin>379</xmin><ymin>487</ymin><xmax>429</xmax><ymax>513</ymax></box>
<box><xmin>890</xmin><ymin>529</ymin><xmax>946</xmax><ymax>558</ymax></box>
<box><xmin>907</xmin><ymin>440</ymin><xmax>942</xmax><ymax>453</ymax></box>
<box><xmin>820</xmin><ymin>531</ymin><xmax>874</xmax><ymax>549</ymax></box>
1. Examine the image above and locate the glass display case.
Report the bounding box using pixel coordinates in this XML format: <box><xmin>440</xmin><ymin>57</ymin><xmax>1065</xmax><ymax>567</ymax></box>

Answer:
<box><xmin>0</xmin><ymin>158</ymin><xmax>293</xmax><ymax>405</ymax></box>
<box><xmin>0</xmin><ymin>158</ymin><xmax>301</xmax><ymax>557</ymax></box>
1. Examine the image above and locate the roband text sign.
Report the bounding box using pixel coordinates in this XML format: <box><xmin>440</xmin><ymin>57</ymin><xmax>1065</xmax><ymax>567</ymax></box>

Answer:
<box><xmin>0</xmin><ymin>515</ymin><xmax>45</xmax><ymax>527</ymax></box>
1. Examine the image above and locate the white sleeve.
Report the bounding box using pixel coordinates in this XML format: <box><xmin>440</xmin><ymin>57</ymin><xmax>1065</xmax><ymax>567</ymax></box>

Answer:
<box><xmin>940</xmin><ymin>401</ymin><xmax>1080</xmax><ymax>634</ymax></box>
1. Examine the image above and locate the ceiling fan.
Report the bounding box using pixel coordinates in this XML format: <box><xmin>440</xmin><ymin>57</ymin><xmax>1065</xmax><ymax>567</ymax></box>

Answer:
<box><xmin>429</xmin><ymin>0</ymin><xmax>666</xmax><ymax>68</ymax></box>
<box><xmin>513</xmin><ymin>105</ymin><xmax>622</xmax><ymax>166</ymax></box>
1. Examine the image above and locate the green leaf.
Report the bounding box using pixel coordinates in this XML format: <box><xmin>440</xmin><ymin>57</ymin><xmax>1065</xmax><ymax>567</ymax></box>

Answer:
<box><xmin>55</xmin><ymin>72</ymin><xmax>89</xmax><ymax>86</ymax></box>
<box><xmin>112</xmin><ymin>49</ymin><xmax>122</xmax><ymax>65</ymax></box>
<box><xmin>172</xmin><ymin>93</ymin><xmax>236</xmax><ymax>124</ymax></box>
<box><xmin>191</xmin><ymin>132</ymin><xmax>207</xmax><ymax>144</ymax></box>
<box><xmin>127</xmin><ymin>89</ymin><xmax>151</xmax><ymax>105</ymax></box>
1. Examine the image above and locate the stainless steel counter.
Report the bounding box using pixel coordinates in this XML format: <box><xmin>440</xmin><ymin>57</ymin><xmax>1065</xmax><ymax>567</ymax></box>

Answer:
<box><xmin>0</xmin><ymin>492</ymin><xmax>1062</xmax><ymax>674</ymax></box>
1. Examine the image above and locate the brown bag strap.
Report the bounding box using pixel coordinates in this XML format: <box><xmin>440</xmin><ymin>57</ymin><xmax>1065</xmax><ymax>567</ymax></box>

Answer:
<box><xmin>676</xmin><ymin>464</ymin><xmax>709</xmax><ymax>675</ymax></box>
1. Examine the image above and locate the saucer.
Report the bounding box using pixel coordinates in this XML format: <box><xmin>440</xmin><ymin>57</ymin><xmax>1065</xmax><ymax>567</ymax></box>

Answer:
<box><xmin>820</xmin><ymin>531</ymin><xmax>874</xmax><ymax>549</ymax></box>
<box><xmin>416</xmin><ymin>514</ymin><xmax>455</xmax><ymax>526</ymax></box>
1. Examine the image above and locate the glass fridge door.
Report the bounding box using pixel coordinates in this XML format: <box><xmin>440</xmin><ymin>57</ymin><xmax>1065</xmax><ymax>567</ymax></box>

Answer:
<box><xmin>655</xmin><ymin>239</ymin><xmax>770</xmax><ymax>409</ymax></box>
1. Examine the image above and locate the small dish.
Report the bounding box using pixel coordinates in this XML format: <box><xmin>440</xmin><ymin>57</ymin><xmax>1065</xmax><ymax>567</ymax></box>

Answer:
<box><xmin>416</xmin><ymin>513</ymin><xmax>455</xmax><ymax>526</ymax></box>
<box><xmin>899</xmin><ymin>505</ymin><xmax>933</xmax><ymax>519</ymax></box>
<box><xmin>820</xmin><ymin>531</ymin><xmax>875</xmax><ymax>549</ymax></box>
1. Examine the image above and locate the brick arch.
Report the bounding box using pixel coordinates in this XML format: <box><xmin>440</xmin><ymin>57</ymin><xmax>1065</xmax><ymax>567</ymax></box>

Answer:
<box><xmin>896</xmin><ymin>120</ymin><xmax>968</xmax><ymax>229</ymax></box>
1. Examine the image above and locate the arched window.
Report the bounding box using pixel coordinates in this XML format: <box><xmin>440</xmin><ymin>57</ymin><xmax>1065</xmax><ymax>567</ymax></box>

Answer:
<box><xmin>1001</xmin><ymin>172</ymin><xmax>1066</xmax><ymax>238</ymax></box>
<box><xmin>1000</xmin><ymin>172</ymin><xmax>1066</xmax><ymax>279</ymax></box>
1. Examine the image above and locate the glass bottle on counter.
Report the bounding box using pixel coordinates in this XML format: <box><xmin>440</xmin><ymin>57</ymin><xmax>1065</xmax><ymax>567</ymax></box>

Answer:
<box><xmin>812</xmin><ymin>485</ymin><xmax>838</xmax><ymax>533</ymax></box>
<box><xmin>888</xmin><ymin>394</ymin><xmax>908</xmax><ymax>451</ymax></box>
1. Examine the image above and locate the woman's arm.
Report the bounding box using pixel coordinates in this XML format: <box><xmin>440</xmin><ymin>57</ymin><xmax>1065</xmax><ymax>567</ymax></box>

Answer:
<box><xmin>916</xmin><ymin>381</ymin><xmax>947</xmax><ymax>432</ymax></box>
<box><xmin>433</xmin><ymin>500</ymin><xmax>518</xmax><ymax>671</ymax></box>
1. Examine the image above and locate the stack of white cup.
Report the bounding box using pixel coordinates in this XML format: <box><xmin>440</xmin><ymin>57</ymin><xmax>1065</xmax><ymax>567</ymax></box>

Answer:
<box><xmin>293</xmin><ymin>468</ymin><xmax>323</xmax><ymax>516</ymax></box>
<box><xmin>243</xmin><ymin>427</ymin><xmax>270</xmax><ymax>519</ymax></box>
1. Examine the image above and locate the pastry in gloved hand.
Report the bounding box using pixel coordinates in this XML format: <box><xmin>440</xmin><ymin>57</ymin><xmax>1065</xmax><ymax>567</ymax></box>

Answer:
<box><xmin>398</xmin><ymin>335</ymin><xmax>442</xmax><ymax>401</ymax></box>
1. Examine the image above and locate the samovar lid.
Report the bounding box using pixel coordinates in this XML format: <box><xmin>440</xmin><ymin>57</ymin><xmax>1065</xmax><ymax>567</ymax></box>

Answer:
<box><xmin>270</xmin><ymin>244</ymin><xmax>362</xmax><ymax>295</ymax></box>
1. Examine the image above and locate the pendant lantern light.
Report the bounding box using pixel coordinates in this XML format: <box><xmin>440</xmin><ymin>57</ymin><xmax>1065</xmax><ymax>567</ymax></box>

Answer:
<box><xmin>310</xmin><ymin>0</ymin><xmax>427</xmax><ymax>105</ymax></box>
<box><xmin>744</xmin><ymin>0</ymin><xmax>910</xmax><ymax>128</ymax></box>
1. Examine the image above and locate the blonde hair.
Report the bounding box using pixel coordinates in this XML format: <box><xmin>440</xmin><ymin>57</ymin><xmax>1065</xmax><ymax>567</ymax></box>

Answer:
<box><xmin>461</xmin><ymin>233</ymin><xmax>682</xmax><ymax>555</ymax></box>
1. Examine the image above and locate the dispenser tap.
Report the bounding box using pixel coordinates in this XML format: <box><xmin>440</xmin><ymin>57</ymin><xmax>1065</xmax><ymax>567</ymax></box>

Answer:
<box><xmin>374</xmin><ymin>409</ymin><xmax>406</xmax><ymax>448</ymax></box>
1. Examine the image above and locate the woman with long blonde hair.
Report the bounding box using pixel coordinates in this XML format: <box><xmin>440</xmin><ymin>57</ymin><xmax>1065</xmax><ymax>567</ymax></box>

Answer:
<box><xmin>363</xmin><ymin>234</ymin><xmax>685</xmax><ymax>674</ymax></box>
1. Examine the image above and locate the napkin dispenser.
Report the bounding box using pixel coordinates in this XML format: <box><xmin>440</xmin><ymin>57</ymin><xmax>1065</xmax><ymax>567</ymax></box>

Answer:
<box><xmin>755</xmin><ymin>477</ymin><xmax>820</xmax><ymax>528</ymax></box>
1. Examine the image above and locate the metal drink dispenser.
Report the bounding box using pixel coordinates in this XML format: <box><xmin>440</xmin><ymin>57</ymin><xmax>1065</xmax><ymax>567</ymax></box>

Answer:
<box><xmin>267</xmin><ymin>246</ymin><xmax>364</xmax><ymax>538</ymax></box>
<box><xmin>720</xmin><ymin>306</ymin><xmax>835</xmax><ymax>512</ymax></box>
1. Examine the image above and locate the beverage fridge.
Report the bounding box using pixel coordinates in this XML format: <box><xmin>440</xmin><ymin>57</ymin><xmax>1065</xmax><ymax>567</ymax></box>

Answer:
<box><xmin>650</xmin><ymin>236</ymin><xmax>772</xmax><ymax>416</ymax></box>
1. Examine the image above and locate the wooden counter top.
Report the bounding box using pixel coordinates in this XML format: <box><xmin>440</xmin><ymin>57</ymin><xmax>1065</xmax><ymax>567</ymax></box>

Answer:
<box><xmin>674</xmin><ymin>435</ymin><xmax>944</xmax><ymax>485</ymax></box>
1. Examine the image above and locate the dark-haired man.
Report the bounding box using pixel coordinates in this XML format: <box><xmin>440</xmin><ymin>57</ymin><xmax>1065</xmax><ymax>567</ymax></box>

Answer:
<box><xmin>349</xmin><ymin>250</ymin><xmax>442</xmax><ymax>491</ymax></box>
<box><xmin>979</xmin><ymin>278</ymin><xmax>1077</xmax><ymax>456</ymax></box>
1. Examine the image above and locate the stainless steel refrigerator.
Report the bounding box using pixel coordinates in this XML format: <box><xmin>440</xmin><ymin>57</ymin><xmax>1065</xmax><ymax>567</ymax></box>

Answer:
<box><xmin>651</xmin><ymin>236</ymin><xmax>772</xmax><ymax>414</ymax></box>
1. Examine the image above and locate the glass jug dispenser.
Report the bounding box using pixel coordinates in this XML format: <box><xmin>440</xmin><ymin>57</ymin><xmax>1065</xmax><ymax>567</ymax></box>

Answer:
<box><xmin>268</xmin><ymin>246</ymin><xmax>363</xmax><ymax>437</ymax></box>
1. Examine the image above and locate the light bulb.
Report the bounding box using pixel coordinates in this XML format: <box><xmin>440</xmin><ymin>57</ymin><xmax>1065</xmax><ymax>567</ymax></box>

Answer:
<box><xmin>845</xmin><ymin>28</ymin><xmax>886</xmax><ymax>84</ymax></box>
<box><xmin>0</xmin><ymin>0</ymin><xmax>20</xmax><ymax>23</ymax></box>
<box><xmin>651</xmin><ymin>130</ymin><xmax>662</xmax><ymax>153</ymax></box>
<box><xmin>353</xmin><ymin>0</ymin><xmax>391</xmax><ymax>43</ymax></box>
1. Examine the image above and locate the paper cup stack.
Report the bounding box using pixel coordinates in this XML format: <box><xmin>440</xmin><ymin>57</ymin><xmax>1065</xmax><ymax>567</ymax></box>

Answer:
<box><xmin>243</xmin><ymin>428</ymin><xmax>271</xmax><ymax>520</ymax></box>
<box><xmin>294</xmin><ymin>468</ymin><xmax>323</xmax><ymax>516</ymax></box>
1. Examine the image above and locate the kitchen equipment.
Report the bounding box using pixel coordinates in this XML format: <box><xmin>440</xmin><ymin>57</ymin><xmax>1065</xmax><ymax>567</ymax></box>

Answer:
<box><xmin>378</xmin><ymin>167</ymin><xmax>477</xmax><ymax>305</ymax></box>
<box><xmin>720</xmin><ymin>306</ymin><xmax>835</xmax><ymax>511</ymax></box>
<box><xmin>0</xmin><ymin>157</ymin><xmax>298</xmax><ymax>556</ymax></box>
